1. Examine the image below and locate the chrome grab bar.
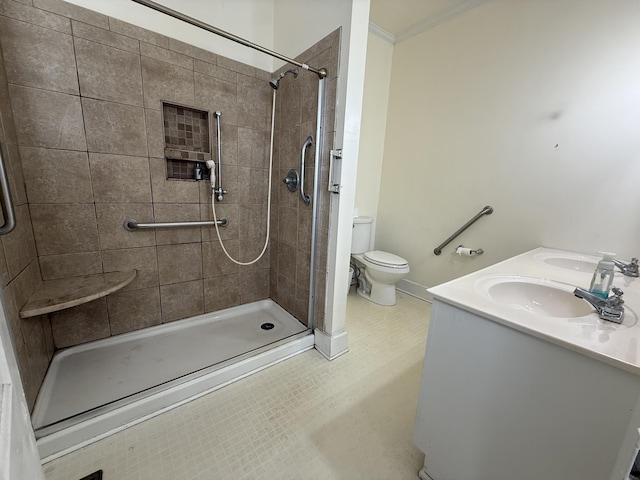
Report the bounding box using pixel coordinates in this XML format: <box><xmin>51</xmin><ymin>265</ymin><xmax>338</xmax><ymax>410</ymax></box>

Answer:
<box><xmin>213</xmin><ymin>111</ymin><xmax>226</xmax><ymax>201</ymax></box>
<box><xmin>433</xmin><ymin>205</ymin><xmax>493</xmax><ymax>255</ymax></box>
<box><xmin>0</xmin><ymin>144</ymin><xmax>16</xmax><ymax>235</ymax></box>
<box><xmin>300</xmin><ymin>136</ymin><xmax>312</xmax><ymax>205</ymax></box>
<box><xmin>124</xmin><ymin>218</ymin><xmax>228</xmax><ymax>231</ymax></box>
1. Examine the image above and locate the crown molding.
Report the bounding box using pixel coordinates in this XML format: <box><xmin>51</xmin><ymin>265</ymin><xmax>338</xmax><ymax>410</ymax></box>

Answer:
<box><xmin>368</xmin><ymin>21</ymin><xmax>395</xmax><ymax>44</ymax></box>
<box><xmin>394</xmin><ymin>0</ymin><xmax>488</xmax><ymax>44</ymax></box>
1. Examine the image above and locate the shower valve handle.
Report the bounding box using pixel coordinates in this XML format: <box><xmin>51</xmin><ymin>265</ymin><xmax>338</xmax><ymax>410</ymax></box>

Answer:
<box><xmin>283</xmin><ymin>169</ymin><xmax>299</xmax><ymax>192</ymax></box>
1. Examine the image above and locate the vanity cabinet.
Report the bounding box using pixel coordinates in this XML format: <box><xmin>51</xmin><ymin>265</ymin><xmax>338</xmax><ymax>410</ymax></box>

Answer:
<box><xmin>414</xmin><ymin>248</ymin><xmax>640</xmax><ymax>480</ymax></box>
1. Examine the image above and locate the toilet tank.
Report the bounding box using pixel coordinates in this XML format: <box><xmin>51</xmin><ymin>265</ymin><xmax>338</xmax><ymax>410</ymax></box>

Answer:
<box><xmin>351</xmin><ymin>216</ymin><xmax>373</xmax><ymax>254</ymax></box>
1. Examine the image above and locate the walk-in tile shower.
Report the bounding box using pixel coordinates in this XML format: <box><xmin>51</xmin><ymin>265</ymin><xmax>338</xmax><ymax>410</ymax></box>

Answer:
<box><xmin>0</xmin><ymin>0</ymin><xmax>339</xmax><ymax>459</ymax></box>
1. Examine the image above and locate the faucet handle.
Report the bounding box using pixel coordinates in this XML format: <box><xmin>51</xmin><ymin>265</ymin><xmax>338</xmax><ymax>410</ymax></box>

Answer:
<box><xmin>607</xmin><ymin>287</ymin><xmax>624</xmax><ymax>308</ymax></box>
<box><xmin>614</xmin><ymin>257</ymin><xmax>639</xmax><ymax>277</ymax></box>
<box><xmin>601</xmin><ymin>287</ymin><xmax>625</xmax><ymax>324</ymax></box>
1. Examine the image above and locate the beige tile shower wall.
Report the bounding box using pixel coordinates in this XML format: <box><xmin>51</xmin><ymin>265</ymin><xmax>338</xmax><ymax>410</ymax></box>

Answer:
<box><xmin>270</xmin><ymin>29</ymin><xmax>340</xmax><ymax>331</ymax></box>
<box><xmin>0</xmin><ymin>0</ymin><xmax>274</xmax><ymax>349</ymax></box>
<box><xmin>0</xmin><ymin>17</ymin><xmax>53</xmax><ymax>411</ymax></box>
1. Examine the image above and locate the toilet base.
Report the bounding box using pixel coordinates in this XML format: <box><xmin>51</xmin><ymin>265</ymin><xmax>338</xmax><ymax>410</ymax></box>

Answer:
<box><xmin>356</xmin><ymin>283</ymin><xmax>397</xmax><ymax>306</ymax></box>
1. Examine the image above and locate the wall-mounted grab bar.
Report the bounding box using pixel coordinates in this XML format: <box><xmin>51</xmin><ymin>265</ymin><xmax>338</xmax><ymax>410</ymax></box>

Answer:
<box><xmin>0</xmin><ymin>145</ymin><xmax>16</xmax><ymax>235</ymax></box>
<box><xmin>213</xmin><ymin>111</ymin><xmax>226</xmax><ymax>201</ymax></box>
<box><xmin>300</xmin><ymin>136</ymin><xmax>312</xmax><ymax>205</ymax></box>
<box><xmin>124</xmin><ymin>218</ymin><xmax>228</xmax><ymax>231</ymax></box>
<box><xmin>433</xmin><ymin>205</ymin><xmax>493</xmax><ymax>255</ymax></box>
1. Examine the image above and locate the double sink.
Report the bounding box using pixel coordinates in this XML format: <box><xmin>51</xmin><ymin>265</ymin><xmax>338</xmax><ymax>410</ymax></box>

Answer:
<box><xmin>428</xmin><ymin>247</ymin><xmax>640</xmax><ymax>374</ymax></box>
<box><xmin>478</xmin><ymin>251</ymin><xmax>636</xmax><ymax>322</ymax></box>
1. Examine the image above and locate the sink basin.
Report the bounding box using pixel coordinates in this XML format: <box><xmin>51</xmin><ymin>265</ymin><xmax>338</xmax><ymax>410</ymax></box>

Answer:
<box><xmin>476</xmin><ymin>275</ymin><xmax>594</xmax><ymax>318</ymax></box>
<box><xmin>533</xmin><ymin>252</ymin><xmax>597</xmax><ymax>273</ymax></box>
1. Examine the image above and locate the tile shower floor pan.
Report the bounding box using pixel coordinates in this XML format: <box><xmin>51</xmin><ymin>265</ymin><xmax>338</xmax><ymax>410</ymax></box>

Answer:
<box><xmin>33</xmin><ymin>299</ymin><xmax>312</xmax><ymax>460</ymax></box>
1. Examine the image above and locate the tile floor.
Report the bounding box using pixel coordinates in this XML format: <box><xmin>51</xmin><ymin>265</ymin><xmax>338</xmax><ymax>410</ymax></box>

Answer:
<box><xmin>42</xmin><ymin>290</ymin><xmax>431</xmax><ymax>480</ymax></box>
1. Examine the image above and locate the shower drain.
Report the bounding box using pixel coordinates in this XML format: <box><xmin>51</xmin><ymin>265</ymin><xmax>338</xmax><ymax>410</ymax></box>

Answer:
<box><xmin>261</xmin><ymin>322</ymin><xmax>275</xmax><ymax>330</ymax></box>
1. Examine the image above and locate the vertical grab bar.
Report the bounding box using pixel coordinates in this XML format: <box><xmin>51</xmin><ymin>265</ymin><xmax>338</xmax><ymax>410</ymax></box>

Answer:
<box><xmin>0</xmin><ymin>145</ymin><xmax>15</xmax><ymax>235</ymax></box>
<box><xmin>300</xmin><ymin>136</ymin><xmax>312</xmax><ymax>205</ymax></box>
<box><xmin>214</xmin><ymin>111</ymin><xmax>225</xmax><ymax>201</ymax></box>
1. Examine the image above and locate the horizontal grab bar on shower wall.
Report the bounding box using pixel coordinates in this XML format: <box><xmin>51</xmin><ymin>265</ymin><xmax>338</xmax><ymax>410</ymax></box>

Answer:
<box><xmin>0</xmin><ymin>144</ymin><xmax>16</xmax><ymax>235</ymax></box>
<box><xmin>124</xmin><ymin>218</ymin><xmax>228</xmax><ymax>231</ymax></box>
<box><xmin>433</xmin><ymin>205</ymin><xmax>493</xmax><ymax>256</ymax></box>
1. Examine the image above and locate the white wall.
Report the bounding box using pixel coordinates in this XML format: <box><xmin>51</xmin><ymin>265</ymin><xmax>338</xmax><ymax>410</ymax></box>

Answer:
<box><xmin>354</xmin><ymin>31</ymin><xmax>393</xmax><ymax>246</ymax></box>
<box><xmin>375</xmin><ymin>0</ymin><xmax>640</xmax><ymax>291</ymax></box>
<box><xmin>64</xmin><ymin>0</ymin><xmax>275</xmax><ymax>71</ymax></box>
<box><xmin>0</xmin><ymin>299</ymin><xmax>45</xmax><ymax>479</ymax></box>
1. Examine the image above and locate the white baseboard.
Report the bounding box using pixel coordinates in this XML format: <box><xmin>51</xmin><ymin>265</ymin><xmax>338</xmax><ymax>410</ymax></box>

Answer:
<box><xmin>396</xmin><ymin>279</ymin><xmax>432</xmax><ymax>303</ymax></box>
<box><xmin>314</xmin><ymin>329</ymin><xmax>349</xmax><ymax>360</ymax></box>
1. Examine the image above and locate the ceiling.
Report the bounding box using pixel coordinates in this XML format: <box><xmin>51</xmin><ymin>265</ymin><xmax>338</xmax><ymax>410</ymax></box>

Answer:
<box><xmin>369</xmin><ymin>0</ymin><xmax>487</xmax><ymax>43</ymax></box>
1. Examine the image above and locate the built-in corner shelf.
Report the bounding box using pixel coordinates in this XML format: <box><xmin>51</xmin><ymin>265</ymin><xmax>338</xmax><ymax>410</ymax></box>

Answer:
<box><xmin>19</xmin><ymin>271</ymin><xmax>137</xmax><ymax>319</ymax></box>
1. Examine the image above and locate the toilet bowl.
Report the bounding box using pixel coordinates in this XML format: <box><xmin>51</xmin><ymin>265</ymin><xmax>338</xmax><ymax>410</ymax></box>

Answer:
<box><xmin>351</xmin><ymin>217</ymin><xmax>410</xmax><ymax>306</ymax></box>
<box><xmin>352</xmin><ymin>251</ymin><xmax>410</xmax><ymax>306</ymax></box>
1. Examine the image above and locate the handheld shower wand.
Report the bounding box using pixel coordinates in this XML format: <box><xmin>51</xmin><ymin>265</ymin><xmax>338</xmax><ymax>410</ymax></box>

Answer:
<box><xmin>206</xmin><ymin>160</ymin><xmax>216</xmax><ymax>191</ymax></box>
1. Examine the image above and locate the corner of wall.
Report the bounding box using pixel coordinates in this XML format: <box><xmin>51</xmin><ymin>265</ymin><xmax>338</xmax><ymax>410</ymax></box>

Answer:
<box><xmin>355</xmin><ymin>31</ymin><xmax>394</xmax><ymax>250</ymax></box>
<box><xmin>314</xmin><ymin>328</ymin><xmax>348</xmax><ymax>360</ymax></box>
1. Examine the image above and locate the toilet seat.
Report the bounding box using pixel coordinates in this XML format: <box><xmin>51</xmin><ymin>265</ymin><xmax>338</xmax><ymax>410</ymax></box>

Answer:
<box><xmin>363</xmin><ymin>250</ymin><xmax>408</xmax><ymax>269</ymax></box>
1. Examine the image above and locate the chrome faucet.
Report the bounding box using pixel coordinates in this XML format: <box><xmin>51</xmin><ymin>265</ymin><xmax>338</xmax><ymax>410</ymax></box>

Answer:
<box><xmin>573</xmin><ymin>286</ymin><xmax>625</xmax><ymax>324</ymax></box>
<box><xmin>213</xmin><ymin>186</ymin><xmax>228</xmax><ymax>202</ymax></box>
<box><xmin>613</xmin><ymin>257</ymin><xmax>639</xmax><ymax>277</ymax></box>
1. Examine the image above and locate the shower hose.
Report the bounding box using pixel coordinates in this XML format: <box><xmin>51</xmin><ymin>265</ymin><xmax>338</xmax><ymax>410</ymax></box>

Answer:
<box><xmin>209</xmin><ymin>89</ymin><xmax>276</xmax><ymax>266</ymax></box>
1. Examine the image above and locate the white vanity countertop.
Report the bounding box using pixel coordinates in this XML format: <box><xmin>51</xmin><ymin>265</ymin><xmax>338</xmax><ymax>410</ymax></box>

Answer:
<box><xmin>428</xmin><ymin>247</ymin><xmax>640</xmax><ymax>375</ymax></box>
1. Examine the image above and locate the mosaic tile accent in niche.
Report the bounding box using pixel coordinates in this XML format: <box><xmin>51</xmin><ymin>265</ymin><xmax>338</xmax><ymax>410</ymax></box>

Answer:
<box><xmin>162</xmin><ymin>103</ymin><xmax>211</xmax><ymax>179</ymax></box>
<box><xmin>163</xmin><ymin>103</ymin><xmax>210</xmax><ymax>152</ymax></box>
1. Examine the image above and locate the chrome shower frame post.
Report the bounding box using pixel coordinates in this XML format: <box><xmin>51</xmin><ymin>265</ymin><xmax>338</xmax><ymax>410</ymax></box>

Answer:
<box><xmin>308</xmin><ymin>77</ymin><xmax>325</xmax><ymax>331</ymax></box>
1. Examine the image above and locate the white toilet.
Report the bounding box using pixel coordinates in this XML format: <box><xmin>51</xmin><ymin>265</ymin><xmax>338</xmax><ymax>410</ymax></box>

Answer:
<box><xmin>351</xmin><ymin>216</ymin><xmax>410</xmax><ymax>306</ymax></box>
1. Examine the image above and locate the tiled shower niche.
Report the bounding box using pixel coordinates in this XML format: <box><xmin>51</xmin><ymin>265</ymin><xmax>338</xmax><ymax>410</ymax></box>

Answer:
<box><xmin>163</xmin><ymin>103</ymin><xmax>211</xmax><ymax>180</ymax></box>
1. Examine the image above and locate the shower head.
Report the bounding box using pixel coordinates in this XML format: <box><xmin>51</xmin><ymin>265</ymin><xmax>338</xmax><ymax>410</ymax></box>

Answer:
<box><xmin>269</xmin><ymin>68</ymin><xmax>299</xmax><ymax>89</ymax></box>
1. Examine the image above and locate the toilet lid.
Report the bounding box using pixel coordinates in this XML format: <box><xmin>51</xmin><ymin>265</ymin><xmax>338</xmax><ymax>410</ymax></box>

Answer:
<box><xmin>364</xmin><ymin>250</ymin><xmax>408</xmax><ymax>268</ymax></box>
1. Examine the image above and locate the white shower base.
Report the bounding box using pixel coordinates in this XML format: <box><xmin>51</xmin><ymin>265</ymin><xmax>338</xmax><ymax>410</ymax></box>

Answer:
<box><xmin>33</xmin><ymin>299</ymin><xmax>313</xmax><ymax>461</ymax></box>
